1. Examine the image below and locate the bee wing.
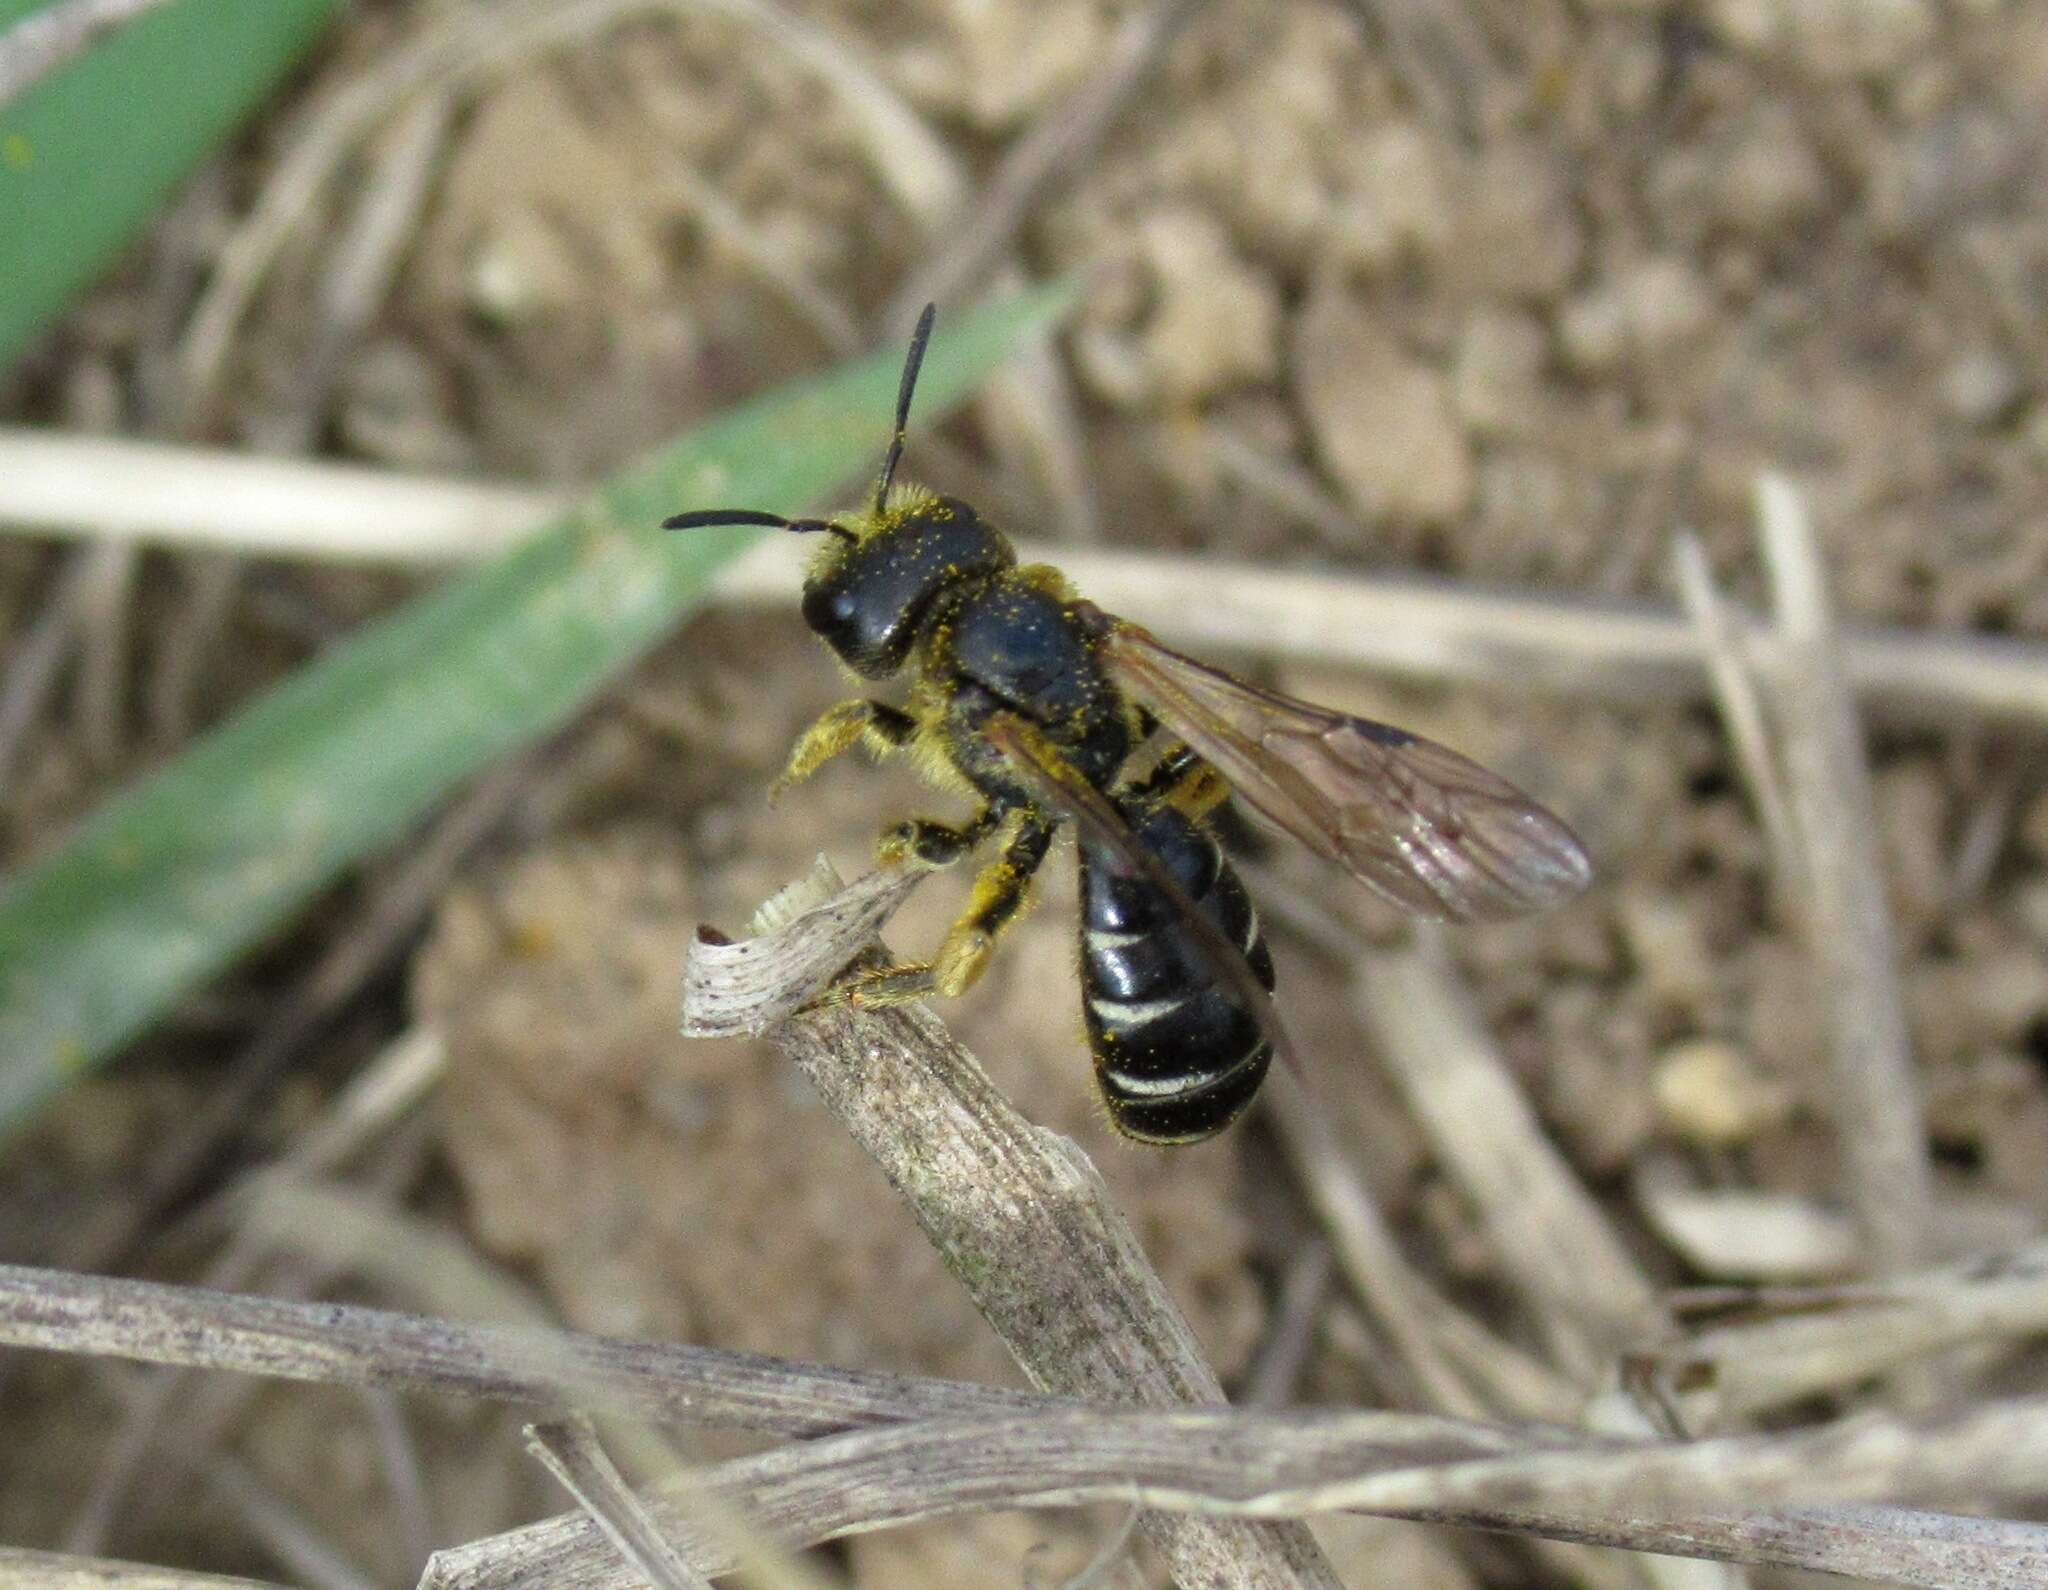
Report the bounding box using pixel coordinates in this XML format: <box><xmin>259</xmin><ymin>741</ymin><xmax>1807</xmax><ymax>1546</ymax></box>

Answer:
<box><xmin>981</xmin><ymin>712</ymin><xmax>1300</xmax><ymax>1076</ymax></box>
<box><xmin>1099</xmin><ymin>624</ymin><xmax>1593</xmax><ymax>922</ymax></box>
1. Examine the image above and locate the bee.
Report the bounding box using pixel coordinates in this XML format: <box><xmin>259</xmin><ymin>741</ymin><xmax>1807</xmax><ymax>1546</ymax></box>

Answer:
<box><xmin>666</xmin><ymin>305</ymin><xmax>1592</xmax><ymax>1144</ymax></box>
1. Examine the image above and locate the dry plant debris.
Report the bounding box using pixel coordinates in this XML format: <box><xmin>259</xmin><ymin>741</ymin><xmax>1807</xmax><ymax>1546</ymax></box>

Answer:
<box><xmin>4</xmin><ymin>1260</ymin><xmax>2046</xmax><ymax>1587</ymax></box>
<box><xmin>6</xmin><ymin>0</ymin><xmax>2048</xmax><ymax>1583</ymax></box>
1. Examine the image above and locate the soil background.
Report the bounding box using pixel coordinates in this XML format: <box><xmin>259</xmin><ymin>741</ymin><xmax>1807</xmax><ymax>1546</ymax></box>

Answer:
<box><xmin>4</xmin><ymin>0</ymin><xmax>2048</xmax><ymax>1585</ymax></box>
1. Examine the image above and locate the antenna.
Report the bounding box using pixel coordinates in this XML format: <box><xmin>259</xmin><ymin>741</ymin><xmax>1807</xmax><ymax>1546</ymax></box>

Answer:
<box><xmin>663</xmin><ymin>305</ymin><xmax>938</xmax><ymax>540</ymax></box>
<box><xmin>874</xmin><ymin>301</ymin><xmax>937</xmax><ymax>514</ymax></box>
<box><xmin>661</xmin><ymin>508</ymin><xmax>854</xmax><ymax>543</ymax></box>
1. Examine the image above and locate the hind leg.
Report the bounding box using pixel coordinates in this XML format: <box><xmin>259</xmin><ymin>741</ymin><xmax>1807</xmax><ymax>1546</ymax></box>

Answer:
<box><xmin>1122</xmin><ymin>742</ymin><xmax>1227</xmax><ymax>816</ymax></box>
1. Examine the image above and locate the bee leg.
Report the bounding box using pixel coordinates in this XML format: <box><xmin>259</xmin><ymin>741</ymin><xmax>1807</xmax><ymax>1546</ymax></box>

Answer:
<box><xmin>827</xmin><ymin>813</ymin><xmax>1055</xmax><ymax>1007</ymax></box>
<box><xmin>771</xmin><ymin>699</ymin><xmax>918</xmax><ymax>800</ymax></box>
<box><xmin>875</xmin><ymin>803</ymin><xmax>1004</xmax><ymax>868</ymax></box>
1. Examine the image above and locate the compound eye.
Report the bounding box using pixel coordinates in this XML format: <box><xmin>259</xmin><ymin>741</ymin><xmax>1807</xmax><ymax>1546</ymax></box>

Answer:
<box><xmin>801</xmin><ymin>577</ymin><xmax>858</xmax><ymax>636</ymax></box>
<box><xmin>801</xmin><ymin>574</ymin><xmax>909</xmax><ymax>676</ymax></box>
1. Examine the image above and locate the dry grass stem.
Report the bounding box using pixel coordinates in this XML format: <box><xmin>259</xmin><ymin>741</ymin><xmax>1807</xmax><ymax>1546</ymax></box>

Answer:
<box><xmin>1342</xmin><ymin>935</ymin><xmax>1734</xmax><ymax>1590</ymax></box>
<box><xmin>173</xmin><ymin>0</ymin><xmax>961</xmax><ymax>429</ymax></box>
<box><xmin>267</xmin><ymin>89</ymin><xmax>455</xmax><ymax>449</ymax></box>
<box><xmin>1243</xmin><ymin>1241</ymin><xmax>1334</xmax><ymax>1409</ymax></box>
<box><xmin>0</xmin><ymin>428</ymin><xmax>568</xmax><ymax>561</ymax></box>
<box><xmin>1263</xmin><ymin>1065</ymin><xmax>1577</xmax><ymax>1423</ymax></box>
<box><xmin>1261</xmin><ymin>905</ymin><xmax>1695</xmax><ymax>1590</ymax></box>
<box><xmin>1247</xmin><ymin>885</ymin><xmax>1592</xmax><ymax>1422</ymax></box>
<box><xmin>0</xmin><ymin>546</ymin><xmax>94</xmax><ymax>794</ymax></box>
<box><xmin>0</xmin><ymin>0</ymin><xmax>179</xmax><ymax>108</ymax></box>
<box><xmin>65</xmin><ymin>1132</ymin><xmax>441</xmax><ymax>1556</ymax></box>
<box><xmin>0</xmin><ymin>1546</ymin><xmax>292</xmax><ymax>1589</ymax></box>
<box><xmin>1354</xmin><ymin>933</ymin><xmax>1665</xmax><ymax>1380</ymax></box>
<box><xmin>364</xmin><ymin>1388</ymin><xmax>437</xmax><ymax>1576</ymax></box>
<box><xmin>1330</xmin><ymin>0</ymin><xmax>1499</xmax><ymax>139</ymax></box>
<box><xmin>883</xmin><ymin>0</ymin><xmax>1215</xmax><ymax>327</ymax></box>
<box><xmin>1949</xmin><ymin>753</ymin><xmax>2020</xmax><ymax>905</ymax></box>
<box><xmin>4</xmin><ymin>1262</ymin><xmax>2030</xmax><ymax>1587</ymax></box>
<box><xmin>1209</xmin><ymin>429</ymin><xmax>1365</xmax><ymax>545</ymax></box>
<box><xmin>65</xmin><ymin>761</ymin><xmax>524</xmax><ymax>1276</ymax></box>
<box><xmin>1754</xmin><ymin>475</ymin><xmax>1933</xmax><ymax>1274</ymax></box>
<box><xmin>70</xmin><ymin>540</ymin><xmax>137</xmax><ymax>767</ymax></box>
<box><xmin>1054</xmin><ymin>1505</ymin><xmax>1145</xmax><ymax>1590</ymax></box>
<box><xmin>59</xmin><ymin>1037</ymin><xmax>442</xmax><ymax>1554</ymax></box>
<box><xmin>145</xmin><ymin>552</ymin><xmax>237</xmax><ymax>744</ymax></box>
<box><xmin>524</xmin><ymin>1418</ymin><xmax>717</xmax><ymax>1590</ymax></box>
<box><xmin>685</xmin><ymin>0</ymin><xmax>962</xmax><ymax>225</ymax></box>
<box><xmin>0</xmin><ymin>1261</ymin><xmax>1056</xmax><ymax>1437</ymax></box>
<box><xmin>678</xmin><ymin>859</ymin><xmax>933</xmax><ymax>1035</ymax></box>
<box><xmin>432</xmin><ymin>1400</ymin><xmax>2048</xmax><ymax>1590</ymax></box>
<box><xmin>649</xmin><ymin>153</ymin><xmax>862</xmax><ymax>355</ymax></box>
<box><xmin>272</xmin><ymin>1024</ymin><xmax>447</xmax><ymax>1186</ymax></box>
<box><xmin>665</xmin><ymin>0</ymin><xmax>1106</xmax><ymax>547</ymax></box>
<box><xmin>200</xmin><ymin>1451</ymin><xmax>378</xmax><ymax>1590</ymax></box>
<box><xmin>527</xmin><ymin>1418</ymin><xmax>843</xmax><ymax>1590</ymax></box>
<box><xmin>12</xmin><ymin>437</ymin><xmax>2048</xmax><ymax>728</ymax></box>
<box><xmin>975</xmin><ymin>331</ymin><xmax>1102</xmax><ymax>543</ymax></box>
<box><xmin>61</xmin><ymin>1248</ymin><xmax>294</xmax><ymax>1556</ymax></box>
<box><xmin>1652</xmin><ymin>1239</ymin><xmax>2048</xmax><ymax>1423</ymax></box>
<box><xmin>233</xmin><ymin>1180</ymin><xmax>549</xmax><ymax>1326</ymax></box>
<box><xmin>1671</xmin><ymin>533</ymin><xmax>1802</xmax><ymax>893</ymax></box>
<box><xmin>686</xmin><ymin>862</ymin><xmax>1343</xmax><ymax>1587</ymax></box>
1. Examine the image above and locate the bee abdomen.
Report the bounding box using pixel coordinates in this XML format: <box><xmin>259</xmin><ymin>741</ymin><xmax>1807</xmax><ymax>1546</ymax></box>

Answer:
<box><xmin>1079</xmin><ymin>805</ymin><xmax>1277</xmax><ymax>1145</ymax></box>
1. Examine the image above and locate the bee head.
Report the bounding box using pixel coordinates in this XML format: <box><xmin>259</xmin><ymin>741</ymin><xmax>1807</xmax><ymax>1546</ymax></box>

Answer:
<box><xmin>664</xmin><ymin>303</ymin><xmax>1014</xmax><ymax>676</ymax></box>
<box><xmin>798</xmin><ymin>490</ymin><xmax>1014</xmax><ymax>676</ymax></box>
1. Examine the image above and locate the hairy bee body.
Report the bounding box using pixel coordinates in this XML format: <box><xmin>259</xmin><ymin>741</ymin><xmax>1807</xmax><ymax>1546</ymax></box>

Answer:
<box><xmin>799</xmin><ymin>501</ymin><xmax>1274</xmax><ymax>1142</ymax></box>
<box><xmin>785</xmin><ymin>490</ymin><xmax>1274</xmax><ymax>1143</ymax></box>
<box><xmin>805</xmin><ymin>495</ymin><xmax>1136</xmax><ymax>805</ymax></box>
<box><xmin>666</xmin><ymin>304</ymin><xmax>1592</xmax><ymax>1145</ymax></box>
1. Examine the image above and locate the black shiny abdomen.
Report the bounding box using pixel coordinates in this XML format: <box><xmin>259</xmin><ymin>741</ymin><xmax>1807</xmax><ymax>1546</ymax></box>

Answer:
<box><xmin>1079</xmin><ymin>804</ymin><xmax>1276</xmax><ymax>1144</ymax></box>
<box><xmin>801</xmin><ymin>498</ymin><xmax>1013</xmax><ymax>677</ymax></box>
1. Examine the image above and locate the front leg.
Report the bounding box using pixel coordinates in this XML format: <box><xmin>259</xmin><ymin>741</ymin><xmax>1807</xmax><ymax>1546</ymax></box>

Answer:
<box><xmin>771</xmin><ymin>698</ymin><xmax>918</xmax><ymax>800</ymax></box>
<box><xmin>829</xmin><ymin>812</ymin><xmax>1056</xmax><ymax>1006</ymax></box>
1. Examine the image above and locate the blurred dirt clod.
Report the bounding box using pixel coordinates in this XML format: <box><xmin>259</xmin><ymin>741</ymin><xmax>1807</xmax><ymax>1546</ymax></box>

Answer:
<box><xmin>1706</xmin><ymin>0</ymin><xmax>1938</xmax><ymax>80</ymax></box>
<box><xmin>1652</xmin><ymin>1038</ymin><xmax>1795</xmax><ymax>1149</ymax></box>
<box><xmin>1076</xmin><ymin>207</ymin><xmax>1281</xmax><ymax>411</ymax></box>
<box><xmin>1292</xmin><ymin>279</ymin><xmax>1473</xmax><ymax>530</ymax></box>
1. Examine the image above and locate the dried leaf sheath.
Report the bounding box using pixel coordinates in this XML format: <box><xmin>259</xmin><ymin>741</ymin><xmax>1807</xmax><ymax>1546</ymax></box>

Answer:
<box><xmin>679</xmin><ymin>860</ymin><xmax>931</xmax><ymax>1038</ymax></box>
<box><xmin>680</xmin><ymin>861</ymin><xmax>1342</xmax><ymax>1589</ymax></box>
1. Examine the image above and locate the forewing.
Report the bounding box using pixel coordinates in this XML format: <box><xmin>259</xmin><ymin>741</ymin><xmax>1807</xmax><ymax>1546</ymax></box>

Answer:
<box><xmin>1101</xmin><ymin>625</ymin><xmax>1593</xmax><ymax>922</ymax></box>
<box><xmin>981</xmin><ymin>712</ymin><xmax>1299</xmax><ymax>1075</ymax></box>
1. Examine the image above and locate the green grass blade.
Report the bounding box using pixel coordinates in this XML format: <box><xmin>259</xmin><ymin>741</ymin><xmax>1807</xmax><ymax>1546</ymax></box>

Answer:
<box><xmin>0</xmin><ymin>285</ymin><xmax>1071</xmax><ymax>1140</ymax></box>
<box><xmin>0</xmin><ymin>0</ymin><xmax>344</xmax><ymax>374</ymax></box>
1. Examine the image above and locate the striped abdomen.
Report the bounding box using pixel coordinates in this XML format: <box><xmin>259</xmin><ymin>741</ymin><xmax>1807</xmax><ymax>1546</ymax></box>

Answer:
<box><xmin>1078</xmin><ymin>803</ymin><xmax>1276</xmax><ymax>1144</ymax></box>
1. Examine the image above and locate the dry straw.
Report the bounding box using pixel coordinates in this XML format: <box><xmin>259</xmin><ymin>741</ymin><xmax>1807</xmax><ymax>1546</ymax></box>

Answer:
<box><xmin>683</xmin><ymin>860</ymin><xmax>1345</xmax><ymax>1588</ymax></box>
<box><xmin>3</xmin><ymin>369</ymin><xmax>2043</xmax><ymax>1583</ymax></box>
<box><xmin>12</xmin><ymin>1245</ymin><xmax>2048</xmax><ymax>1581</ymax></box>
<box><xmin>13</xmin><ymin>432</ymin><xmax>2048</xmax><ymax>728</ymax></box>
<box><xmin>6</xmin><ymin>1245</ymin><xmax>2048</xmax><ymax>1585</ymax></box>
